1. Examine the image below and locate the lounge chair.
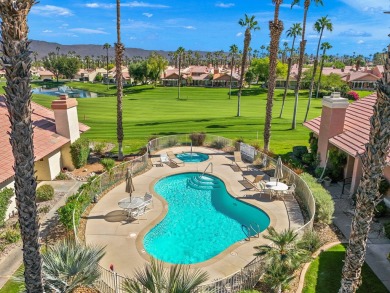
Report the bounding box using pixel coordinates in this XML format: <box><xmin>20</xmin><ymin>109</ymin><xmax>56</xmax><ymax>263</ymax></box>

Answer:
<box><xmin>244</xmin><ymin>176</ymin><xmax>265</xmax><ymax>193</ymax></box>
<box><xmin>158</xmin><ymin>153</ymin><xmax>170</xmax><ymax>165</ymax></box>
<box><xmin>243</xmin><ymin>174</ymin><xmax>264</xmax><ymax>185</ymax></box>
<box><xmin>167</xmin><ymin>151</ymin><xmax>185</xmax><ymax>166</ymax></box>
<box><xmin>233</xmin><ymin>151</ymin><xmax>248</xmax><ymax>171</ymax></box>
<box><xmin>143</xmin><ymin>192</ymin><xmax>153</xmax><ymax>209</ymax></box>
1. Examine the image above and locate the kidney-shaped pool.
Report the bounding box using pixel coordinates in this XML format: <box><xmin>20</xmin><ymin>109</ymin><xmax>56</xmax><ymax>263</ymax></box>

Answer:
<box><xmin>143</xmin><ymin>172</ymin><xmax>270</xmax><ymax>264</ymax></box>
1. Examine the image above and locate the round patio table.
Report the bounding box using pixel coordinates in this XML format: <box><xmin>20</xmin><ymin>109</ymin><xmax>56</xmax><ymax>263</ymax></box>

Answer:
<box><xmin>265</xmin><ymin>181</ymin><xmax>288</xmax><ymax>191</ymax></box>
<box><xmin>118</xmin><ymin>197</ymin><xmax>145</xmax><ymax>210</ymax></box>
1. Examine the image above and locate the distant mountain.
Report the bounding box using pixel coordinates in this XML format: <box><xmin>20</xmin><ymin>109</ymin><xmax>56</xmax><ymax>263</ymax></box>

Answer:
<box><xmin>29</xmin><ymin>40</ymin><xmax>173</xmax><ymax>59</ymax></box>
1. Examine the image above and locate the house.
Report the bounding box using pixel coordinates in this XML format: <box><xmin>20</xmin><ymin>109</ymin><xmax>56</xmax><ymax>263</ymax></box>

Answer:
<box><xmin>0</xmin><ymin>94</ymin><xmax>89</xmax><ymax>218</ymax></box>
<box><xmin>303</xmin><ymin>92</ymin><xmax>390</xmax><ymax>195</ymax></box>
<box><xmin>212</xmin><ymin>71</ymin><xmax>240</xmax><ymax>87</ymax></box>
<box><xmin>37</xmin><ymin>69</ymin><xmax>55</xmax><ymax>80</ymax></box>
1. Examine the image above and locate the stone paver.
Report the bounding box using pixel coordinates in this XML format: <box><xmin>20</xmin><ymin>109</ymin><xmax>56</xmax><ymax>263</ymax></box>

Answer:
<box><xmin>85</xmin><ymin>147</ymin><xmax>305</xmax><ymax>281</ymax></box>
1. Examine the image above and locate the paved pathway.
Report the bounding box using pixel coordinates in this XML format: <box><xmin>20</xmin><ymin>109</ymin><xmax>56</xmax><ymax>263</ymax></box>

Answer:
<box><xmin>328</xmin><ymin>183</ymin><xmax>390</xmax><ymax>291</ymax></box>
<box><xmin>0</xmin><ymin>180</ymin><xmax>83</xmax><ymax>289</ymax></box>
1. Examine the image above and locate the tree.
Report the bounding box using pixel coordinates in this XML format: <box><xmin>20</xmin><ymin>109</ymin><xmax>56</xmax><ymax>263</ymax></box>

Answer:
<box><xmin>103</xmin><ymin>42</ymin><xmax>111</xmax><ymax>89</ymax></box>
<box><xmin>147</xmin><ymin>52</ymin><xmax>168</xmax><ymax>86</ymax></box>
<box><xmin>128</xmin><ymin>61</ymin><xmax>148</xmax><ymax>84</ymax></box>
<box><xmin>123</xmin><ymin>258</ymin><xmax>209</xmax><ymax>293</ymax></box>
<box><xmin>315</xmin><ymin>42</ymin><xmax>332</xmax><ymax>98</ymax></box>
<box><xmin>250</xmin><ymin>57</ymin><xmax>287</xmax><ymax>83</ymax></box>
<box><xmin>228</xmin><ymin>44</ymin><xmax>238</xmax><ymax>99</ymax></box>
<box><xmin>43</xmin><ymin>52</ymin><xmax>64</xmax><ymax>82</ymax></box>
<box><xmin>244</xmin><ymin>68</ymin><xmax>256</xmax><ymax>87</ymax></box>
<box><xmin>339</xmin><ymin>48</ymin><xmax>390</xmax><ymax>293</ymax></box>
<box><xmin>304</xmin><ymin>15</ymin><xmax>333</xmax><ymax>122</ymax></box>
<box><xmin>176</xmin><ymin>46</ymin><xmax>185</xmax><ymax>100</ymax></box>
<box><xmin>0</xmin><ymin>1</ymin><xmax>44</xmax><ymax>291</ymax></box>
<box><xmin>279</xmin><ymin>23</ymin><xmax>302</xmax><ymax>118</ymax></box>
<box><xmin>237</xmin><ymin>14</ymin><xmax>260</xmax><ymax>117</ymax></box>
<box><xmin>291</xmin><ymin>0</ymin><xmax>324</xmax><ymax>129</ymax></box>
<box><xmin>40</xmin><ymin>239</ymin><xmax>105</xmax><ymax>292</ymax></box>
<box><xmin>115</xmin><ymin>0</ymin><xmax>124</xmax><ymax>160</ymax></box>
<box><xmin>264</xmin><ymin>0</ymin><xmax>284</xmax><ymax>152</ymax></box>
<box><xmin>62</xmin><ymin>54</ymin><xmax>81</xmax><ymax>79</ymax></box>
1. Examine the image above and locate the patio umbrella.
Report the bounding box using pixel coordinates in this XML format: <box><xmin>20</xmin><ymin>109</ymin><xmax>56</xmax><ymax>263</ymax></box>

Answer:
<box><xmin>125</xmin><ymin>168</ymin><xmax>135</xmax><ymax>201</ymax></box>
<box><xmin>274</xmin><ymin>156</ymin><xmax>284</xmax><ymax>185</ymax></box>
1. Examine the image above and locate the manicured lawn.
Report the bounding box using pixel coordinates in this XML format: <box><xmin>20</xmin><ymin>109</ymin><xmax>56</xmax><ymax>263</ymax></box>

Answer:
<box><xmin>303</xmin><ymin>244</ymin><xmax>388</xmax><ymax>293</ymax></box>
<box><xmin>0</xmin><ymin>265</ymin><xmax>23</xmax><ymax>293</ymax></box>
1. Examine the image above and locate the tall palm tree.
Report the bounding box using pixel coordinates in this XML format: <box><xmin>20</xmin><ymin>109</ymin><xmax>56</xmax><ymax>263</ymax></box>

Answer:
<box><xmin>228</xmin><ymin>44</ymin><xmax>238</xmax><ymax>99</ymax></box>
<box><xmin>56</xmin><ymin>46</ymin><xmax>60</xmax><ymax>55</ymax></box>
<box><xmin>279</xmin><ymin>23</ymin><xmax>302</xmax><ymax>118</ymax></box>
<box><xmin>123</xmin><ymin>258</ymin><xmax>209</xmax><ymax>293</ymax></box>
<box><xmin>304</xmin><ymin>15</ymin><xmax>333</xmax><ymax>122</ymax></box>
<box><xmin>339</xmin><ymin>48</ymin><xmax>390</xmax><ymax>293</ymax></box>
<box><xmin>264</xmin><ymin>0</ymin><xmax>284</xmax><ymax>152</ymax></box>
<box><xmin>0</xmin><ymin>1</ymin><xmax>44</xmax><ymax>291</ymax></box>
<box><xmin>41</xmin><ymin>239</ymin><xmax>105</xmax><ymax>292</ymax></box>
<box><xmin>315</xmin><ymin>42</ymin><xmax>332</xmax><ymax>98</ymax></box>
<box><xmin>115</xmin><ymin>0</ymin><xmax>124</xmax><ymax>160</ymax></box>
<box><xmin>103</xmin><ymin>43</ymin><xmax>111</xmax><ymax>89</ymax></box>
<box><xmin>291</xmin><ymin>0</ymin><xmax>324</xmax><ymax>129</ymax></box>
<box><xmin>176</xmin><ymin>46</ymin><xmax>185</xmax><ymax>100</ymax></box>
<box><xmin>237</xmin><ymin>14</ymin><xmax>260</xmax><ymax>117</ymax></box>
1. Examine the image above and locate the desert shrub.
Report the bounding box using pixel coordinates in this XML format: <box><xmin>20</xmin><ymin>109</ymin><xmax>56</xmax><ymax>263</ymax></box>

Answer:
<box><xmin>211</xmin><ymin>139</ymin><xmax>227</xmax><ymax>150</ymax></box>
<box><xmin>384</xmin><ymin>222</ymin><xmax>390</xmax><ymax>239</ymax></box>
<box><xmin>164</xmin><ymin>137</ymin><xmax>178</xmax><ymax>147</ymax></box>
<box><xmin>38</xmin><ymin>205</ymin><xmax>50</xmax><ymax>214</ymax></box>
<box><xmin>298</xmin><ymin>230</ymin><xmax>323</xmax><ymax>253</ymax></box>
<box><xmin>346</xmin><ymin>90</ymin><xmax>360</xmax><ymax>101</ymax></box>
<box><xmin>0</xmin><ymin>188</ymin><xmax>14</xmax><ymax>227</ymax></box>
<box><xmin>70</xmin><ymin>137</ymin><xmax>90</xmax><ymax>168</ymax></box>
<box><xmin>2</xmin><ymin>228</ymin><xmax>21</xmax><ymax>243</ymax></box>
<box><xmin>374</xmin><ymin>200</ymin><xmax>387</xmax><ymax>218</ymax></box>
<box><xmin>238</xmin><ymin>291</ymin><xmax>262</xmax><ymax>293</ymax></box>
<box><xmin>189</xmin><ymin>132</ymin><xmax>206</xmax><ymax>146</ymax></box>
<box><xmin>93</xmin><ymin>142</ymin><xmax>106</xmax><ymax>155</ymax></box>
<box><xmin>55</xmin><ymin>172</ymin><xmax>69</xmax><ymax>180</ymax></box>
<box><xmin>36</xmin><ymin>184</ymin><xmax>54</xmax><ymax>202</ymax></box>
<box><xmin>100</xmin><ymin>158</ymin><xmax>115</xmax><ymax>174</ymax></box>
<box><xmin>300</xmin><ymin>173</ymin><xmax>335</xmax><ymax>224</ymax></box>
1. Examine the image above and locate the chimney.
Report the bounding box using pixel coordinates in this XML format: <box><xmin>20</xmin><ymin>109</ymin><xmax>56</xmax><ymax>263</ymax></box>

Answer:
<box><xmin>317</xmin><ymin>92</ymin><xmax>349</xmax><ymax>166</ymax></box>
<box><xmin>51</xmin><ymin>94</ymin><xmax>80</xmax><ymax>143</ymax></box>
<box><xmin>214</xmin><ymin>67</ymin><xmax>219</xmax><ymax>74</ymax></box>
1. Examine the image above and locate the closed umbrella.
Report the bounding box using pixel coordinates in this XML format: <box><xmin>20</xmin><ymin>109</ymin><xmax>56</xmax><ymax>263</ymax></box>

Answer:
<box><xmin>125</xmin><ymin>168</ymin><xmax>135</xmax><ymax>201</ymax></box>
<box><xmin>274</xmin><ymin>156</ymin><xmax>283</xmax><ymax>185</ymax></box>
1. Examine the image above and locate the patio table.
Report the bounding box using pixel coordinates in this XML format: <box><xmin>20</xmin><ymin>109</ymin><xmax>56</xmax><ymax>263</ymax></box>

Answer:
<box><xmin>265</xmin><ymin>181</ymin><xmax>288</xmax><ymax>191</ymax></box>
<box><xmin>118</xmin><ymin>197</ymin><xmax>145</xmax><ymax>210</ymax></box>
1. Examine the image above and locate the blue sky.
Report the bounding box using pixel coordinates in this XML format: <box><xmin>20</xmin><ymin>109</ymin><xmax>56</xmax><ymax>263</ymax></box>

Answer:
<box><xmin>27</xmin><ymin>0</ymin><xmax>390</xmax><ymax>56</ymax></box>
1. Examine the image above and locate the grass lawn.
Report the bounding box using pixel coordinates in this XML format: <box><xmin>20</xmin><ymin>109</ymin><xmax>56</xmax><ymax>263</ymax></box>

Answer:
<box><xmin>0</xmin><ymin>265</ymin><xmax>23</xmax><ymax>293</ymax></box>
<box><xmin>303</xmin><ymin>244</ymin><xmax>389</xmax><ymax>293</ymax></box>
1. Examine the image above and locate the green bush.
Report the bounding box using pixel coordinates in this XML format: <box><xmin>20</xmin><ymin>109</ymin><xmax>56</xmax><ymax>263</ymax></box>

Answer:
<box><xmin>164</xmin><ymin>137</ymin><xmax>178</xmax><ymax>147</ymax></box>
<box><xmin>93</xmin><ymin>142</ymin><xmax>106</xmax><ymax>155</ymax></box>
<box><xmin>384</xmin><ymin>222</ymin><xmax>390</xmax><ymax>239</ymax></box>
<box><xmin>298</xmin><ymin>230</ymin><xmax>323</xmax><ymax>253</ymax></box>
<box><xmin>292</xmin><ymin>146</ymin><xmax>308</xmax><ymax>159</ymax></box>
<box><xmin>328</xmin><ymin>148</ymin><xmax>347</xmax><ymax>182</ymax></box>
<box><xmin>238</xmin><ymin>291</ymin><xmax>262</xmax><ymax>293</ymax></box>
<box><xmin>36</xmin><ymin>184</ymin><xmax>54</xmax><ymax>202</ymax></box>
<box><xmin>58</xmin><ymin>192</ymin><xmax>92</xmax><ymax>230</ymax></box>
<box><xmin>189</xmin><ymin>132</ymin><xmax>206</xmax><ymax>146</ymax></box>
<box><xmin>0</xmin><ymin>188</ymin><xmax>14</xmax><ymax>227</ymax></box>
<box><xmin>211</xmin><ymin>139</ymin><xmax>227</xmax><ymax>150</ymax></box>
<box><xmin>300</xmin><ymin>173</ymin><xmax>335</xmax><ymax>224</ymax></box>
<box><xmin>70</xmin><ymin>137</ymin><xmax>90</xmax><ymax>169</ymax></box>
<box><xmin>100</xmin><ymin>158</ymin><xmax>115</xmax><ymax>174</ymax></box>
<box><xmin>374</xmin><ymin>201</ymin><xmax>387</xmax><ymax>218</ymax></box>
<box><xmin>2</xmin><ymin>228</ymin><xmax>21</xmax><ymax>243</ymax></box>
<box><xmin>55</xmin><ymin>172</ymin><xmax>69</xmax><ymax>180</ymax></box>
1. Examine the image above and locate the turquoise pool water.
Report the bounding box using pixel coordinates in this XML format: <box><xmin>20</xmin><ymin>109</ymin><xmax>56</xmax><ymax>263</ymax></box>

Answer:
<box><xmin>176</xmin><ymin>152</ymin><xmax>209</xmax><ymax>163</ymax></box>
<box><xmin>143</xmin><ymin>172</ymin><xmax>270</xmax><ymax>264</ymax></box>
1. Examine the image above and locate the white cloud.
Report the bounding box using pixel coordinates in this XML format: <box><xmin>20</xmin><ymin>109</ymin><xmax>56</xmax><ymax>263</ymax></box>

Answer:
<box><xmin>236</xmin><ymin>32</ymin><xmax>242</xmax><ymax>37</ymax></box>
<box><xmin>124</xmin><ymin>19</ymin><xmax>158</xmax><ymax>29</ymax></box>
<box><xmin>31</xmin><ymin>5</ymin><xmax>73</xmax><ymax>17</ymax></box>
<box><xmin>42</xmin><ymin>30</ymin><xmax>52</xmax><ymax>33</ymax></box>
<box><xmin>85</xmin><ymin>3</ymin><xmax>100</xmax><ymax>8</ymax></box>
<box><xmin>85</xmin><ymin>1</ymin><xmax>169</xmax><ymax>8</ymax></box>
<box><xmin>129</xmin><ymin>36</ymin><xmax>137</xmax><ymax>40</ymax></box>
<box><xmin>357</xmin><ymin>40</ymin><xmax>365</xmax><ymax>44</ymax></box>
<box><xmin>215</xmin><ymin>2</ymin><xmax>235</xmax><ymax>8</ymax></box>
<box><xmin>183</xmin><ymin>26</ymin><xmax>196</xmax><ymax>30</ymax></box>
<box><xmin>339</xmin><ymin>0</ymin><xmax>389</xmax><ymax>12</ymax></box>
<box><xmin>68</xmin><ymin>28</ymin><xmax>108</xmax><ymax>34</ymax></box>
<box><xmin>143</xmin><ymin>12</ymin><xmax>153</xmax><ymax>17</ymax></box>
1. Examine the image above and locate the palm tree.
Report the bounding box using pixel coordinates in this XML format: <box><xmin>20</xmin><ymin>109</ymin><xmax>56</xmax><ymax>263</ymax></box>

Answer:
<box><xmin>228</xmin><ymin>44</ymin><xmax>238</xmax><ymax>99</ymax></box>
<box><xmin>0</xmin><ymin>1</ymin><xmax>44</xmax><ymax>291</ymax></box>
<box><xmin>176</xmin><ymin>46</ymin><xmax>185</xmax><ymax>100</ymax></box>
<box><xmin>115</xmin><ymin>0</ymin><xmax>124</xmax><ymax>160</ymax></box>
<box><xmin>263</xmin><ymin>261</ymin><xmax>295</xmax><ymax>293</ymax></box>
<box><xmin>103</xmin><ymin>42</ymin><xmax>111</xmax><ymax>89</ymax></box>
<box><xmin>279</xmin><ymin>23</ymin><xmax>302</xmax><ymax>118</ymax></box>
<box><xmin>291</xmin><ymin>0</ymin><xmax>324</xmax><ymax>129</ymax></box>
<box><xmin>56</xmin><ymin>46</ymin><xmax>60</xmax><ymax>55</ymax></box>
<box><xmin>304</xmin><ymin>15</ymin><xmax>333</xmax><ymax>122</ymax></box>
<box><xmin>237</xmin><ymin>14</ymin><xmax>260</xmax><ymax>117</ymax></box>
<box><xmin>42</xmin><ymin>239</ymin><xmax>105</xmax><ymax>292</ymax></box>
<box><xmin>263</xmin><ymin>0</ymin><xmax>284</xmax><ymax>152</ymax></box>
<box><xmin>339</xmin><ymin>48</ymin><xmax>390</xmax><ymax>293</ymax></box>
<box><xmin>315</xmin><ymin>42</ymin><xmax>332</xmax><ymax>98</ymax></box>
<box><xmin>123</xmin><ymin>258</ymin><xmax>209</xmax><ymax>293</ymax></box>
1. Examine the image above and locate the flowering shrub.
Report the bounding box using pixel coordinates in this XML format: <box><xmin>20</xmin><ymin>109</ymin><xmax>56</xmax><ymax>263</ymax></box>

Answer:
<box><xmin>346</xmin><ymin>91</ymin><xmax>360</xmax><ymax>101</ymax></box>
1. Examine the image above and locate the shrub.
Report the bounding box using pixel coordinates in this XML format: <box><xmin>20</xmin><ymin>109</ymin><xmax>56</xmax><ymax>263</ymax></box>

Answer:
<box><xmin>189</xmin><ymin>132</ymin><xmax>206</xmax><ymax>146</ymax></box>
<box><xmin>70</xmin><ymin>137</ymin><xmax>90</xmax><ymax>169</ymax></box>
<box><xmin>292</xmin><ymin>146</ymin><xmax>308</xmax><ymax>159</ymax></box>
<box><xmin>164</xmin><ymin>137</ymin><xmax>178</xmax><ymax>147</ymax></box>
<box><xmin>384</xmin><ymin>222</ymin><xmax>390</xmax><ymax>239</ymax></box>
<box><xmin>328</xmin><ymin>148</ymin><xmax>347</xmax><ymax>182</ymax></box>
<box><xmin>38</xmin><ymin>205</ymin><xmax>50</xmax><ymax>214</ymax></box>
<box><xmin>298</xmin><ymin>230</ymin><xmax>323</xmax><ymax>253</ymax></box>
<box><xmin>0</xmin><ymin>188</ymin><xmax>14</xmax><ymax>227</ymax></box>
<box><xmin>58</xmin><ymin>191</ymin><xmax>92</xmax><ymax>230</ymax></box>
<box><xmin>100</xmin><ymin>158</ymin><xmax>115</xmax><ymax>174</ymax></box>
<box><xmin>374</xmin><ymin>200</ymin><xmax>387</xmax><ymax>218</ymax></box>
<box><xmin>300</xmin><ymin>173</ymin><xmax>335</xmax><ymax>224</ymax></box>
<box><xmin>93</xmin><ymin>142</ymin><xmax>106</xmax><ymax>155</ymax></box>
<box><xmin>55</xmin><ymin>172</ymin><xmax>69</xmax><ymax>180</ymax></box>
<box><xmin>2</xmin><ymin>228</ymin><xmax>21</xmax><ymax>243</ymax></box>
<box><xmin>36</xmin><ymin>184</ymin><xmax>54</xmax><ymax>202</ymax></box>
<box><xmin>346</xmin><ymin>91</ymin><xmax>360</xmax><ymax>101</ymax></box>
<box><xmin>211</xmin><ymin>139</ymin><xmax>227</xmax><ymax>150</ymax></box>
<box><xmin>238</xmin><ymin>291</ymin><xmax>262</xmax><ymax>293</ymax></box>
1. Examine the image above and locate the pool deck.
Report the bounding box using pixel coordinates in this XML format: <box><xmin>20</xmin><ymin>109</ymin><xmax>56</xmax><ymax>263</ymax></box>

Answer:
<box><xmin>85</xmin><ymin>147</ymin><xmax>304</xmax><ymax>282</ymax></box>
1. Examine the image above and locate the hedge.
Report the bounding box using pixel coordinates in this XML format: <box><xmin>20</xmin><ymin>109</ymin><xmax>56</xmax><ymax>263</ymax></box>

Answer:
<box><xmin>300</xmin><ymin>173</ymin><xmax>335</xmax><ymax>224</ymax></box>
<box><xmin>58</xmin><ymin>191</ymin><xmax>91</xmax><ymax>230</ymax></box>
<box><xmin>36</xmin><ymin>184</ymin><xmax>54</xmax><ymax>202</ymax></box>
<box><xmin>70</xmin><ymin>137</ymin><xmax>90</xmax><ymax>169</ymax></box>
<box><xmin>0</xmin><ymin>188</ymin><xmax>14</xmax><ymax>227</ymax></box>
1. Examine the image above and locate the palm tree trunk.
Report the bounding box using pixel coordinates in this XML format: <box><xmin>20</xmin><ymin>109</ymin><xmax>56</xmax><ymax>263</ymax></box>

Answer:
<box><xmin>229</xmin><ymin>55</ymin><xmax>234</xmax><ymax>99</ymax></box>
<box><xmin>0</xmin><ymin>1</ymin><xmax>44</xmax><ymax>292</ymax></box>
<box><xmin>339</xmin><ymin>48</ymin><xmax>390</xmax><ymax>293</ymax></box>
<box><xmin>237</xmin><ymin>29</ymin><xmax>250</xmax><ymax>117</ymax></box>
<box><xmin>280</xmin><ymin>35</ymin><xmax>296</xmax><ymax>118</ymax></box>
<box><xmin>304</xmin><ymin>29</ymin><xmax>324</xmax><ymax>122</ymax></box>
<box><xmin>178</xmin><ymin>58</ymin><xmax>181</xmax><ymax>100</ymax></box>
<box><xmin>115</xmin><ymin>0</ymin><xmax>124</xmax><ymax>160</ymax></box>
<box><xmin>264</xmin><ymin>14</ymin><xmax>284</xmax><ymax>151</ymax></box>
<box><xmin>315</xmin><ymin>52</ymin><xmax>326</xmax><ymax>99</ymax></box>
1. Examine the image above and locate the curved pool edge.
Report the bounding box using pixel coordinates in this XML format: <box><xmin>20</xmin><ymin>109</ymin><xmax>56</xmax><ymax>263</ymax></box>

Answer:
<box><xmin>136</xmin><ymin>171</ymin><xmax>277</xmax><ymax>268</ymax></box>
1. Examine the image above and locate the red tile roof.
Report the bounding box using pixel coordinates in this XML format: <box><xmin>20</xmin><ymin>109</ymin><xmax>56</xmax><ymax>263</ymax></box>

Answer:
<box><xmin>0</xmin><ymin>96</ymin><xmax>89</xmax><ymax>184</ymax></box>
<box><xmin>303</xmin><ymin>93</ymin><xmax>390</xmax><ymax>163</ymax></box>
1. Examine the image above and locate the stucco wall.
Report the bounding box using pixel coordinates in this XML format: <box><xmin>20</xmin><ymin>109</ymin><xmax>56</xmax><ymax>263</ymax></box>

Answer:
<box><xmin>47</xmin><ymin>150</ymin><xmax>62</xmax><ymax>179</ymax></box>
<box><xmin>61</xmin><ymin>142</ymin><xmax>75</xmax><ymax>171</ymax></box>
<box><xmin>35</xmin><ymin>149</ymin><xmax>62</xmax><ymax>180</ymax></box>
<box><xmin>35</xmin><ymin>156</ymin><xmax>51</xmax><ymax>180</ymax></box>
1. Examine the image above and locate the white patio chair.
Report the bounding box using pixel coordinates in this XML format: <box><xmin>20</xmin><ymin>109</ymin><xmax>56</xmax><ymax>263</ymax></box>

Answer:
<box><xmin>269</xmin><ymin>177</ymin><xmax>277</xmax><ymax>182</ymax></box>
<box><xmin>143</xmin><ymin>192</ymin><xmax>153</xmax><ymax>209</ymax></box>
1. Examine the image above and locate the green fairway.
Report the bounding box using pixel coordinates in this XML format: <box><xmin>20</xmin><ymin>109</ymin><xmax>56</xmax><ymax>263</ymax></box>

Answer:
<box><xmin>28</xmin><ymin>82</ymin><xmax>371</xmax><ymax>154</ymax></box>
<box><xmin>303</xmin><ymin>244</ymin><xmax>388</xmax><ymax>293</ymax></box>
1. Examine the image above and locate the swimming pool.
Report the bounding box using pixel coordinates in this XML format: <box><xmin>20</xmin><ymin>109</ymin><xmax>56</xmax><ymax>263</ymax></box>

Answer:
<box><xmin>143</xmin><ymin>172</ymin><xmax>270</xmax><ymax>264</ymax></box>
<box><xmin>176</xmin><ymin>152</ymin><xmax>209</xmax><ymax>163</ymax></box>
